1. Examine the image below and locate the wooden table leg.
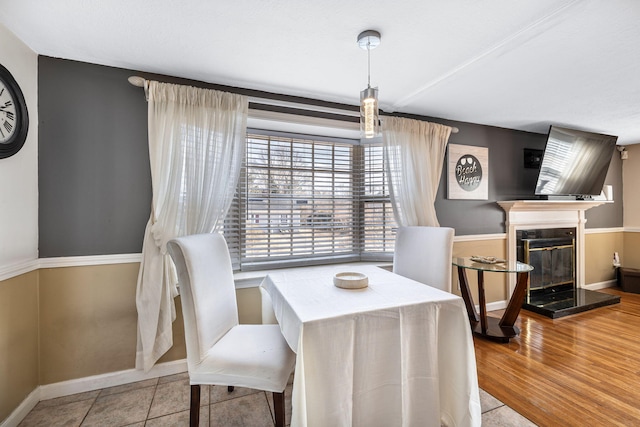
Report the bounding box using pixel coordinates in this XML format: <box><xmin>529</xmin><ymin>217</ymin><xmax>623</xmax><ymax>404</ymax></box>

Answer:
<box><xmin>458</xmin><ymin>266</ymin><xmax>479</xmax><ymax>323</ymax></box>
<box><xmin>500</xmin><ymin>271</ymin><xmax>529</xmax><ymax>327</ymax></box>
<box><xmin>457</xmin><ymin>263</ymin><xmax>529</xmax><ymax>343</ymax></box>
<box><xmin>464</xmin><ymin>269</ymin><xmax>527</xmax><ymax>343</ymax></box>
<box><xmin>477</xmin><ymin>270</ymin><xmax>487</xmax><ymax>334</ymax></box>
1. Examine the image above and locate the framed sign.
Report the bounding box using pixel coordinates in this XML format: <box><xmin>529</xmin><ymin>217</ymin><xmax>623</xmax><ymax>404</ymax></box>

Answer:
<box><xmin>447</xmin><ymin>144</ymin><xmax>488</xmax><ymax>200</ymax></box>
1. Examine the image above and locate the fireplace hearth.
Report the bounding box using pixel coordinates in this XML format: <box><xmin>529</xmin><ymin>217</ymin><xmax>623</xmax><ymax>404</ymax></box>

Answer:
<box><xmin>524</xmin><ymin>283</ymin><xmax>619</xmax><ymax>318</ymax></box>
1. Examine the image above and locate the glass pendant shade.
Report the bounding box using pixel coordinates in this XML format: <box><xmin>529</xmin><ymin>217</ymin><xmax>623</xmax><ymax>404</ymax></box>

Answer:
<box><xmin>360</xmin><ymin>86</ymin><xmax>379</xmax><ymax>139</ymax></box>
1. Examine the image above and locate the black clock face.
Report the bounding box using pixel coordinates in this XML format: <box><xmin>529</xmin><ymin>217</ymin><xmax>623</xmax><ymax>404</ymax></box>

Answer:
<box><xmin>0</xmin><ymin>64</ymin><xmax>28</xmax><ymax>159</ymax></box>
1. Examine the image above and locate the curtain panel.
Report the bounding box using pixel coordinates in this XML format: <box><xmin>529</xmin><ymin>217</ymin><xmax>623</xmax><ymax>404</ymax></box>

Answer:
<box><xmin>136</xmin><ymin>81</ymin><xmax>247</xmax><ymax>371</ymax></box>
<box><xmin>382</xmin><ymin>117</ymin><xmax>452</xmax><ymax>227</ymax></box>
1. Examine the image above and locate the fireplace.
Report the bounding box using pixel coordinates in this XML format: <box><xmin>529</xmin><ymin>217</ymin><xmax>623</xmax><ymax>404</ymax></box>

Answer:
<box><xmin>498</xmin><ymin>200</ymin><xmax>620</xmax><ymax>318</ymax></box>
<box><xmin>517</xmin><ymin>228</ymin><xmax>575</xmax><ymax>294</ymax></box>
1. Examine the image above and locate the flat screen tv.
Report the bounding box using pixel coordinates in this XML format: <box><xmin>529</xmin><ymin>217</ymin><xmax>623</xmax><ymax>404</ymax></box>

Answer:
<box><xmin>534</xmin><ymin>125</ymin><xmax>618</xmax><ymax>198</ymax></box>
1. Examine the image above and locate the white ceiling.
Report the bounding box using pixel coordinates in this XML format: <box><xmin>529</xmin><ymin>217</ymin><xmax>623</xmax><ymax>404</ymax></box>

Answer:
<box><xmin>1</xmin><ymin>0</ymin><xmax>639</xmax><ymax>144</ymax></box>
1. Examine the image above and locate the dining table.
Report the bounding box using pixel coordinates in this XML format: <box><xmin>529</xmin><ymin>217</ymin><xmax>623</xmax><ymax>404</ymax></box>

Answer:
<box><xmin>260</xmin><ymin>264</ymin><xmax>482</xmax><ymax>427</ymax></box>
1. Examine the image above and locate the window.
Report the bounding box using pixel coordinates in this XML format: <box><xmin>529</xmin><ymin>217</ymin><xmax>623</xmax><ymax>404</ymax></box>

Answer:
<box><xmin>361</xmin><ymin>144</ymin><xmax>397</xmax><ymax>257</ymax></box>
<box><xmin>225</xmin><ymin>130</ymin><xmax>396</xmax><ymax>271</ymax></box>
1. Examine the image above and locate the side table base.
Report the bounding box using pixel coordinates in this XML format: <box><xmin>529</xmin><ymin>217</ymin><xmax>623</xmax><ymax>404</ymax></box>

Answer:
<box><xmin>471</xmin><ymin>317</ymin><xmax>519</xmax><ymax>343</ymax></box>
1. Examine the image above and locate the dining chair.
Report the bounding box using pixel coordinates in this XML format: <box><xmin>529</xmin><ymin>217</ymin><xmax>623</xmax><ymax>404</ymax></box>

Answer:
<box><xmin>167</xmin><ymin>233</ymin><xmax>296</xmax><ymax>427</ymax></box>
<box><xmin>393</xmin><ymin>226</ymin><xmax>455</xmax><ymax>293</ymax></box>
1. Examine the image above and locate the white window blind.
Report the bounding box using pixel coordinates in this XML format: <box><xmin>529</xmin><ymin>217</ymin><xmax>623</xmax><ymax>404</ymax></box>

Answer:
<box><xmin>361</xmin><ymin>144</ymin><xmax>397</xmax><ymax>258</ymax></box>
<box><xmin>226</xmin><ymin>130</ymin><xmax>395</xmax><ymax>271</ymax></box>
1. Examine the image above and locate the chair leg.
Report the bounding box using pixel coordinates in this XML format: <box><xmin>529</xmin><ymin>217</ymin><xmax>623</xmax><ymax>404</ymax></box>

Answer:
<box><xmin>272</xmin><ymin>391</ymin><xmax>285</xmax><ymax>427</ymax></box>
<box><xmin>190</xmin><ymin>384</ymin><xmax>200</xmax><ymax>427</ymax></box>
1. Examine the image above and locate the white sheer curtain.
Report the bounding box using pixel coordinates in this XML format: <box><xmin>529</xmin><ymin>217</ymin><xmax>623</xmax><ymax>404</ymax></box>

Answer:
<box><xmin>136</xmin><ymin>81</ymin><xmax>247</xmax><ymax>372</ymax></box>
<box><xmin>382</xmin><ymin>116</ymin><xmax>452</xmax><ymax>227</ymax></box>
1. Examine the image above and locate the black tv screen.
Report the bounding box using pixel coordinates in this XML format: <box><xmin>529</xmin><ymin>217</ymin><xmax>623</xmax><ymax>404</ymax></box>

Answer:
<box><xmin>534</xmin><ymin>125</ymin><xmax>618</xmax><ymax>197</ymax></box>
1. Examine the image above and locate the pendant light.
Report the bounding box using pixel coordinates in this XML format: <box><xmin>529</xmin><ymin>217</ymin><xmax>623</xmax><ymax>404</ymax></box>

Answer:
<box><xmin>357</xmin><ymin>30</ymin><xmax>381</xmax><ymax>139</ymax></box>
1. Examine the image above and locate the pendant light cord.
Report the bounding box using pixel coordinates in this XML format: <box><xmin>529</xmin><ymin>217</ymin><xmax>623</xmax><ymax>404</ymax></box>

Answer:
<box><xmin>367</xmin><ymin>40</ymin><xmax>371</xmax><ymax>88</ymax></box>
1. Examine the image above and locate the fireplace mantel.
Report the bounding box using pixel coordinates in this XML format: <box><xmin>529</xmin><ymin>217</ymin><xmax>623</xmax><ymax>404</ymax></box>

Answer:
<box><xmin>498</xmin><ymin>200</ymin><xmax>610</xmax><ymax>295</ymax></box>
<box><xmin>498</xmin><ymin>200</ymin><xmax>608</xmax><ymax>213</ymax></box>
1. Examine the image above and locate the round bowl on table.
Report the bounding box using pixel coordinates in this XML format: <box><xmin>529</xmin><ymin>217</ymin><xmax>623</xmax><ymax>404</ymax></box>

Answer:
<box><xmin>333</xmin><ymin>272</ymin><xmax>368</xmax><ymax>289</ymax></box>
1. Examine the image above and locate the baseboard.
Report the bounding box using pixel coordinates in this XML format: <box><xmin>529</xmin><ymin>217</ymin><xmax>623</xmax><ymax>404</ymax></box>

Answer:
<box><xmin>0</xmin><ymin>388</ymin><xmax>39</xmax><ymax>427</ymax></box>
<box><xmin>39</xmin><ymin>359</ymin><xmax>187</xmax><ymax>401</ymax></box>
<box><xmin>2</xmin><ymin>359</ymin><xmax>187</xmax><ymax>427</ymax></box>
<box><xmin>485</xmin><ymin>300</ymin><xmax>507</xmax><ymax>312</ymax></box>
<box><xmin>584</xmin><ymin>279</ymin><xmax>617</xmax><ymax>290</ymax></box>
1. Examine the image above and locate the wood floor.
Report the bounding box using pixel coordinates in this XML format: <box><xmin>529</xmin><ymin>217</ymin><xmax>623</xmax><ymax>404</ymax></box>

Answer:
<box><xmin>475</xmin><ymin>287</ymin><xmax>640</xmax><ymax>427</ymax></box>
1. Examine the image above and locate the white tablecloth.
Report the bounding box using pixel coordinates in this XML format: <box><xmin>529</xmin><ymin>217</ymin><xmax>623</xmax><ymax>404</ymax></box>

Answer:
<box><xmin>260</xmin><ymin>264</ymin><xmax>481</xmax><ymax>427</ymax></box>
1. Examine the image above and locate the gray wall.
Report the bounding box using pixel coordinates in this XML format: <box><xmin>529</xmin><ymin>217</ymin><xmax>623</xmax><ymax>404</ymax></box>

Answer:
<box><xmin>435</xmin><ymin>123</ymin><xmax>546</xmax><ymax>235</ymax></box>
<box><xmin>37</xmin><ymin>57</ymin><xmax>623</xmax><ymax>257</ymax></box>
<box><xmin>38</xmin><ymin>58</ymin><xmax>150</xmax><ymax>256</ymax></box>
<box><xmin>431</xmin><ymin>119</ymin><xmax>623</xmax><ymax>234</ymax></box>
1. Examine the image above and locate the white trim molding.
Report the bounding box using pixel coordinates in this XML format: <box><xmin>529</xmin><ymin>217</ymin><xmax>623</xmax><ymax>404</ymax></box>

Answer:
<box><xmin>2</xmin><ymin>360</ymin><xmax>187</xmax><ymax>427</ymax></box>
<box><xmin>454</xmin><ymin>233</ymin><xmax>506</xmax><ymax>242</ymax></box>
<box><xmin>485</xmin><ymin>299</ymin><xmax>508</xmax><ymax>313</ymax></box>
<box><xmin>0</xmin><ymin>254</ymin><xmax>143</xmax><ymax>282</ymax></box>
<box><xmin>585</xmin><ymin>227</ymin><xmax>625</xmax><ymax>234</ymax></box>
<box><xmin>583</xmin><ymin>279</ymin><xmax>618</xmax><ymax>290</ymax></box>
<box><xmin>39</xmin><ymin>359</ymin><xmax>187</xmax><ymax>401</ymax></box>
<box><xmin>38</xmin><ymin>253</ymin><xmax>142</xmax><ymax>269</ymax></box>
<box><xmin>0</xmin><ymin>259</ymin><xmax>39</xmax><ymax>282</ymax></box>
<box><xmin>0</xmin><ymin>227</ymin><xmax>629</xmax><ymax>283</ymax></box>
<box><xmin>0</xmin><ymin>388</ymin><xmax>39</xmax><ymax>427</ymax></box>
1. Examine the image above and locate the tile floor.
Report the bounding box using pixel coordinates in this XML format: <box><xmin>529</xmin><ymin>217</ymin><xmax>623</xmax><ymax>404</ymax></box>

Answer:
<box><xmin>18</xmin><ymin>372</ymin><xmax>536</xmax><ymax>426</ymax></box>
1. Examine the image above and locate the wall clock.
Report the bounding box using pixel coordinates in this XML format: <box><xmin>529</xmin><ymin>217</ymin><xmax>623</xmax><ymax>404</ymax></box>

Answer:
<box><xmin>0</xmin><ymin>63</ymin><xmax>29</xmax><ymax>159</ymax></box>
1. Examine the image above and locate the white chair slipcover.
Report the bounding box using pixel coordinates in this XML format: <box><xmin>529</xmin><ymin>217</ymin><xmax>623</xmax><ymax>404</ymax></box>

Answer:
<box><xmin>167</xmin><ymin>233</ymin><xmax>295</xmax><ymax>427</ymax></box>
<box><xmin>393</xmin><ymin>226</ymin><xmax>455</xmax><ymax>293</ymax></box>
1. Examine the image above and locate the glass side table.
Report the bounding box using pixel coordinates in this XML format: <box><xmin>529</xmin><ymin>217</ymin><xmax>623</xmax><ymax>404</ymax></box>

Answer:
<box><xmin>452</xmin><ymin>257</ymin><xmax>534</xmax><ymax>343</ymax></box>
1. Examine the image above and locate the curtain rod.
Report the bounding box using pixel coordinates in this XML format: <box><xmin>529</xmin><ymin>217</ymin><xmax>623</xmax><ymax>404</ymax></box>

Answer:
<box><xmin>127</xmin><ymin>75</ymin><xmax>459</xmax><ymax>134</ymax></box>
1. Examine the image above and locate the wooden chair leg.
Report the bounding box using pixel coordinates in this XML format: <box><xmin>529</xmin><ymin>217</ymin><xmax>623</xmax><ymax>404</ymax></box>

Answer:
<box><xmin>190</xmin><ymin>384</ymin><xmax>200</xmax><ymax>427</ymax></box>
<box><xmin>273</xmin><ymin>391</ymin><xmax>285</xmax><ymax>427</ymax></box>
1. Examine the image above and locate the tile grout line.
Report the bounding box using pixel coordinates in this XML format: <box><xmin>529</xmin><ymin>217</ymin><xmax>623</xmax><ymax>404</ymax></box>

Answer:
<box><xmin>263</xmin><ymin>391</ymin><xmax>276</xmax><ymax>426</ymax></box>
<box><xmin>77</xmin><ymin>394</ymin><xmax>98</xmax><ymax>427</ymax></box>
<box><xmin>142</xmin><ymin>381</ymin><xmax>158</xmax><ymax>426</ymax></box>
